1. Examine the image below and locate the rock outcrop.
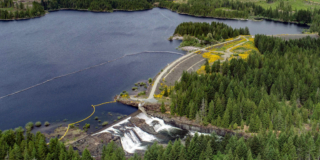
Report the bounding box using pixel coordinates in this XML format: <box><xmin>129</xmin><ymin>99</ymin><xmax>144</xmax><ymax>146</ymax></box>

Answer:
<box><xmin>146</xmin><ymin>111</ymin><xmax>250</xmax><ymax>139</ymax></box>
<box><xmin>129</xmin><ymin>117</ymin><xmax>157</xmax><ymax>135</ymax></box>
<box><xmin>72</xmin><ymin>132</ymin><xmax>121</xmax><ymax>156</ymax></box>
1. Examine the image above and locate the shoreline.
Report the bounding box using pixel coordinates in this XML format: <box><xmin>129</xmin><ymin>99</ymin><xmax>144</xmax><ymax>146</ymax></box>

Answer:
<box><xmin>116</xmin><ymin>98</ymin><xmax>251</xmax><ymax>139</ymax></box>
<box><xmin>0</xmin><ymin>7</ymin><xmax>311</xmax><ymax>27</ymax></box>
<box><xmin>157</xmin><ymin>7</ymin><xmax>310</xmax><ymax>26</ymax></box>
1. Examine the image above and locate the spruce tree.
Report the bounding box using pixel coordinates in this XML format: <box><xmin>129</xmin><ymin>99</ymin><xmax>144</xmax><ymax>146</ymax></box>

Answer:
<box><xmin>202</xmin><ymin>141</ymin><xmax>211</xmax><ymax>160</ymax></box>
<box><xmin>81</xmin><ymin>148</ymin><xmax>93</xmax><ymax>160</ymax></box>
<box><xmin>178</xmin><ymin>146</ymin><xmax>186</xmax><ymax>160</ymax></box>
<box><xmin>161</xmin><ymin>102</ymin><xmax>166</xmax><ymax>113</ymax></box>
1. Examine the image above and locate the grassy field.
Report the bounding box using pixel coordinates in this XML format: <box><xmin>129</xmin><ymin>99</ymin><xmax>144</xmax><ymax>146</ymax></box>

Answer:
<box><xmin>173</xmin><ymin>0</ymin><xmax>320</xmax><ymax>10</ymax></box>
<box><xmin>241</xmin><ymin>0</ymin><xmax>320</xmax><ymax>10</ymax></box>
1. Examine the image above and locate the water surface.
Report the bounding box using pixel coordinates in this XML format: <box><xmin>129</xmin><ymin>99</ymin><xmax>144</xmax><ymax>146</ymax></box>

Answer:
<box><xmin>0</xmin><ymin>8</ymin><xmax>308</xmax><ymax>130</ymax></box>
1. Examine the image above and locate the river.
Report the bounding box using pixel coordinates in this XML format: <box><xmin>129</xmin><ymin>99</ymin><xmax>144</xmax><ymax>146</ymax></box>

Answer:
<box><xmin>0</xmin><ymin>8</ymin><xmax>308</xmax><ymax>131</ymax></box>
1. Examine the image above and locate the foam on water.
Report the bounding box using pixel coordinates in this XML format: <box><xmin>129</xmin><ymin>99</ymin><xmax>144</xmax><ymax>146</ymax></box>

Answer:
<box><xmin>92</xmin><ymin>117</ymin><xmax>131</xmax><ymax>135</ymax></box>
<box><xmin>136</xmin><ymin>113</ymin><xmax>181</xmax><ymax>132</ymax></box>
<box><xmin>121</xmin><ymin>131</ymin><xmax>145</xmax><ymax>153</ymax></box>
<box><xmin>133</xmin><ymin>126</ymin><xmax>157</xmax><ymax>142</ymax></box>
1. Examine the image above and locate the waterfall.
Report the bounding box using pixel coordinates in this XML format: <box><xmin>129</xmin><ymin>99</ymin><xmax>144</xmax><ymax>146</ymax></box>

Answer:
<box><xmin>133</xmin><ymin>127</ymin><xmax>157</xmax><ymax>142</ymax></box>
<box><xmin>121</xmin><ymin>131</ymin><xmax>145</xmax><ymax>153</ymax></box>
<box><xmin>94</xmin><ymin>113</ymin><xmax>213</xmax><ymax>154</ymax></box>
<box><xmin>136</xmin><ymin>113</ymin><xmax>181</xmax><ymax>132</ymax></box>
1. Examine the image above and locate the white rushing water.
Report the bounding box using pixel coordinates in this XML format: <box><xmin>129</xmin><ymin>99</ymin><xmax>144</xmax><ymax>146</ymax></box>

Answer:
<box><xmin>133</xmin><ymin>126</ymin><xmax>157</xmax><ymax>142</ymax></box>
<box><xmin>136</xmin><ymin>113</ymin><xmax>181</xmax><ymax>132</ymax></box>
<box><xmin>121</xmin><ymin>131</ymin><xmax>146</xmax><ymax>153</ymax></box>
<box><xmin>94</xmin><ymin>113</ymin><xmax>214</xmax><ymax>153</ymax></box>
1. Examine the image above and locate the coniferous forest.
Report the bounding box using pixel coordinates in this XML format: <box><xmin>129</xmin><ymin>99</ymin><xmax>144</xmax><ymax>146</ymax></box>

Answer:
<box><xmin>40</xmin><ymin>0</ymin><xmax>153</xmax><ymax>12</ymax></box>
<box><xmin>3</xmin><ymin>126</ymin><xmax>320</xmax><ymax>159</ymax></box>
<box><xmin>169</xmin><ymin>35</ymin><xmax>320</xmax><ymax>132</ymax></box>
<box><xmin>174</xmin><ymin>22</ymin><xmax>250</xmax><ymax>41</ymax></box>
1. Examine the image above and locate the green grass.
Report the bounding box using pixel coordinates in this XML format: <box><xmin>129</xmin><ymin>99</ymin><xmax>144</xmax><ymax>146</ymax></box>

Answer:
<box><xmin>0</xmin><ymin>7</ymin><xmax>15</xmax><ymax>11</ymax></box>
<box><xmin>241</xmin><ymin>0</ymin><xmax>320</xmax><ymax>10</ymax></box>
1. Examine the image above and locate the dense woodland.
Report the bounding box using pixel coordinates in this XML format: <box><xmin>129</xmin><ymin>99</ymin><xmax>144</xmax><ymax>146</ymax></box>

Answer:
<box><xmin>174</xmin><ymin>22</ymin><xmax>250</xmax><ymax>42</ymax></box>
<box><xmin>4</xmin><ymin>127</ymin><xmax>320</xmax><ymax>160</ymax></box>
<box><xmin>40</xmin><ymin>0</ymin><xmax>153</xmax><ymax>11</ymax></box>
<box><xmin>0</xmin><ymin>128</ymin><xmax>96</xmax><ymax>160</ymax></box>
<box><xmin>0</xmin><ymin>1</ymin><xmax>45</xmax><ymax>20</ymax></box>
<box><xmin>310</xmin><ymin>14</ymin><xmax>320</xmax><ymax>35</ymax></box>
<box><xmin>159</xmin><ymin>0</ymin><xmax>320</xmax><ymax>24</ymax></box>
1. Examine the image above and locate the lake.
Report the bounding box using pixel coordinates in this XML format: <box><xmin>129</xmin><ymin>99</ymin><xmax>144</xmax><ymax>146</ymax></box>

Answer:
<box><xmin>0</xmin><ymin>8</ymin><xmax>308</xmax><ymax>130</ymax></box>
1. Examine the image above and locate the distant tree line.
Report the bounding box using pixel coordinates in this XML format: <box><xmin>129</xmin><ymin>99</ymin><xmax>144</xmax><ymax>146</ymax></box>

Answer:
<box><xmin>40</xmin><ymin>0</ymin><xmax>153</xmax><ymax>12</ymax></box>
<box><xmin>174</xmin><ymin>22</ymin><xmax>250</xmax><ymax>41</ymax></box>
<box><xmin>0</xmin><ymin>2</ymin><xmax>45</xmax><ymax>20</ymax></box>
<box><xmin>159</xmin><ymin>0</ymin><xmax>320</xmax><ymax>24</ymax></box>
<box><xmin>0</xmin><ymin>0</ymin><xmax>13</xmax><ymax>8</ymax></box>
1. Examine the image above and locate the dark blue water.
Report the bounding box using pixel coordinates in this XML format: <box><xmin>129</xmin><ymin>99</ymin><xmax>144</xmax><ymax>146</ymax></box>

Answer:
<box><xmin>0</xmin><ymin>8</ymin><xmax>308</xmax><ymax>130</ymax></box>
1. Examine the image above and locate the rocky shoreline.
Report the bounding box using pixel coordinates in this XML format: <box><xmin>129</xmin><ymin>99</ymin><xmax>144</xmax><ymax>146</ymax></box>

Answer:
<box><xmin>117</xmin><ymin>98</ymin><xmax>250</xmax><ymax>139</ymax></box>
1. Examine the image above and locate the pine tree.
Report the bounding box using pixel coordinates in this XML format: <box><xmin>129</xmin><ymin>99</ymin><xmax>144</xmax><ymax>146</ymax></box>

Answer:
<box><xmin>23</xmin><ymin>146</ymin><xmax>30</xmax><ymax>160</ymax></box>
<box><xmin>205</xmin><ymin>140</ymin><xmax>213</xmax><ymax>159</ymax></box>
<box><xmin>164</xmin><ymin>141</ymin><xmax>173</xmax><ymax>160</ymax></box>
<box><xmin>38</xmin><ymin>137</ymin><xmax>47</xmax><ymax>160</ymax></box>
<box><xmin>199</xmin><ymin>151</ymin><xmax>205</xmax><ymax>160</ymax></box>
<box><xmin>81</xmin><ymin>148</ymin><xmax>93</xmax><ymax>160</ymax></box>
<box><xmin>208</xmin><ymin>100</ymin><xmax>214</xmax><ymax>122</ymax></box>
<box><xmin>170</xmin><ymin>101</ymin><xmax>176</xmax><ymax>115</ymax></box>
<box><xmin>178</xmin><ymin>146</ymin><xmax>186</xmax><ymax>160</ymax></box>
<box><xmin>222</xmin><ymin>109</ymin><xmax>230</xmax><ymax>128</ymax></box>
<box><xmin>235</xmin><ymin>138</ymin><xmax>247</xmax><ymax>159</ymax></box>
<box><xmin>215</xmin><ymin>98</ymin><xmax>224</xmax><ymax>119</ymax></box>
<box><xmin>247</xmin><ymin>149</ymin><xmax>253</xmax><ymax>160</ymax></box>
<box><xmin>169</xmin><ymin>140</ymin><xmax>181</xmax><ymax>160</ymax></box>
<box><xmin>161</xmin><ymin>102</ymin><xmax>166</xmax><ymax>113</ymax></box>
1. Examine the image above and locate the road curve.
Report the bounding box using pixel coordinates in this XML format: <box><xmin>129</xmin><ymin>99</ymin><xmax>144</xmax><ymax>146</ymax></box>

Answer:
<box><xmin>147</xmin><ymin>36</ymin><xmax>245</xmax><ymax>100</ymax></box>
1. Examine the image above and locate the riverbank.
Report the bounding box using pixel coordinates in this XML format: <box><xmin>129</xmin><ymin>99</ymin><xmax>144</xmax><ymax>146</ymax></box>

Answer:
<box><xmin>158</xmin><ymin>7</ymin><xmax>311</xmax><ymax>26</ymax></box>
<box><xmin>117</xmin><ymin>98</ymin><xmax>251</xmax><ymax>139</ymax></box>
<box><xmin>0</xmin><ymin>7</ymin><xmax>152</xmax><ymax>21</ymax></box>
<box><xmin>0</xmin><ymin>6</ymin><xmax>312</xmax><ymax>27</ymax></box>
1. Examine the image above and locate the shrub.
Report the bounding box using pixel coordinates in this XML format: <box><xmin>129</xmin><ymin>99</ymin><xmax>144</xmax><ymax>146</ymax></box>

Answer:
<box><xmin>95</xmin><ymin>116</ymin><xmax>99</xmax><ymax>120</ymax></box>
<box><xmin>98</xmin><ymin>120</ymin><xmax>101</xmax><ymax>123</ymax></box>
<box><xmin>83</xmin><ymin>123</ymin><xmax>90</xmax><ymax>132</ymax></box>
<box><xmin>117</xmin><ymin>116</ymin><xmax>121</xmax><ymax>120</ymax></box>
<box><xmin>25</xmin><ymin>122</ymin><xmax>34</xmax><ymax>130</ymax></box>
<box><xmin>148</xmin><ymin>78</ymin><xmax>152</xmax><ymax>83</ymax></box>
<box><xmin>132</xmin><ymin>87</ymin><xmax>138</xmax><ymax>90</ymax></box>
<box><xmin>14</xmin><ymin>127</ymin><xmax>24</xmax><ymax>132</ymax></box>
<box><xmin>137</xmin><ymin>91</ymin><xmax>146</xmax><ymax>96</ymax></box>
<box><xmin>102</xmin><ymin>121</ymin><xmax>109</xmax><ymax>126</ymax></box>
<box><xmin>35</xmin><ymin>121</ymin><xmax>41</xmax><ymax>127</ymax></box>
<box><xmin>70</xmin><ymin>124</ymin><xmax>75</xmax><ymax>128</ymax></box>
<box><xmin>44</xmin><ymin>121</ymin><xmax>50</xmax><ymax>126</ymax></box>
<box><xmin>168</xmin><ymin>36</ymin><xmax>173</xmax><ymax>41</ymax></box>
<box><xmin>63</xmin><ymin>119</ymin><xmax>68</xmax><ymax>122</ymax></box>
<box><xmin>134</xmin><ymin>83</ymin><xmax>139</xmax><ymax>86</ymax></box>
